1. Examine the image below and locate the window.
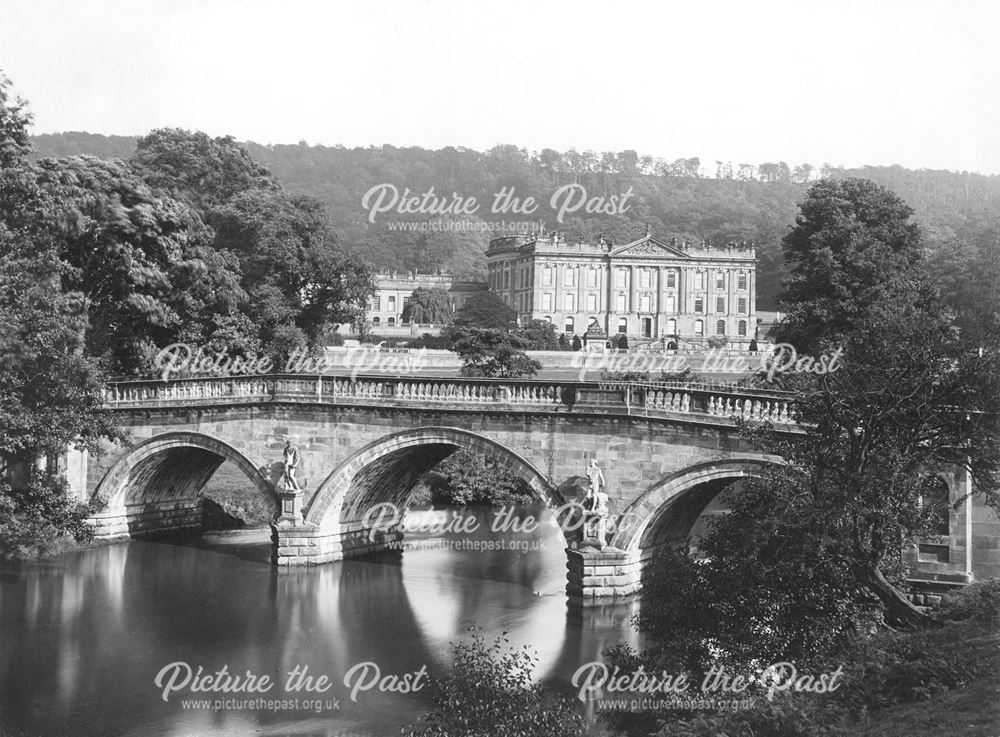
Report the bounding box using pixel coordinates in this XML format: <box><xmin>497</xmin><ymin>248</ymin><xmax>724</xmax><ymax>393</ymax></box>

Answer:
<box><xmin>586</xmin><ymin>293</ymin><xmax>597</xmax><ymax>311</ymax></box>
<box><xmin>694</xmin><ymin>319</ymin><xmax>704</xmax><ymax>336</ymax></box>
<box><xmin>667</xmin><ymin>318</ymin><xmax>677</xmax><ymax>334</ymax></box>
<box><xmin>388</xmin><ymin>296</ymin><xmax>396</xmax><ymax>311</ymax></box>
<box><xmin>738</xmin><ymin>297</ymin><xmax>747</xmax><ymax>314</ymax></box>
<box><xmin>542</xmin><ymin>266</ymin><xmax>553</xmax><ymax>286</ymax></box>
<box><xmin>716</xmin><ymin>319</ymin><xmax>726</xmax><ymax>335</ymax></box>
<box><xmin>564</xmin><ymin>267</ymin><xmax>575</xmax><ymax>287</ymax></box>
<box><xmin>388</xmin><ymin>317</ymin><xmax>395</xmax><ymax>326</ymax></box>
<box><xmin>738</xmin><ymin>272</ymin><xmax>747</xmax><ymax>290</ymax></box>
<box><xmin>371</xmin><ymin>296</ymin><xmax>381</xmax><ymax>311</ymax></box>
<box><xmin>666</xmin><ymin>270</ymin><xmax>676</xmax><ymax>288</ymax></box>
<box><xmin>564</xmin><ymin>316</ymin><xmax>574</xmax><ymax>334</ymax></box>
<box><xmin>694</xmin><ymin>297</ymin><xmax>704</xmax><ymax>313</ymax></box>
<box><xmin>642</xmin><ymin>317</ymin><xmax>653</xmax><ymax>337</ymax></box>
<box><xmin>640</xmin><ymin>269</ymin><xmax>652</xmax><ymax>288</ymax></box>
<box><xmin>694</xmin><ymin>271</ymin><xmax>705</xmax><ymax>289</ymax></box>
<box><xmin>716</xmin><ymin>297</ymin><xmax>725</xmax><ymax>313</ymax></box>
<box><xmin>503</xmin><ymin>268</ymin><xmax>510</xmax><ymax>288</ymax></box>
<box><xmin>665</xmin><ymin>294</ymin><xmax>676</xmax><ymax>313</ymax></box>
<box><xmin>618</xmin><ymin>318</ymin><xmax>628</xmax><ymax>334</ymax></box>
<box><xmin>543</xmin><ymin>315</ymin><xmax>552</xmax><ymax>323</ymax></box>
<box><xmin>738</xmin><ymin>320</ymin><xmax>747</xmax><ymax>336</ymax></box>
<box><xmin>587</xmin><ymin>269</ymin><xmax>598</xmax><ymax>288</ymax></box>
<box><xmin>716</xmin><ymin>271</ymin><xmax>725</xmax><ymax>289</ymax></box>
<box><xmin>616</xmin><ymin>293</ymin><xmax>627</xmax><ymax>312</ymax></box>
<box><xmin>541</xmin><ymin>293</ymin><xmax>552</xmax><ymax>311</ymax></box>
<box><xmin>616</xmin><ymin>269</ymin><xmax>627</xmax><ymax>287</ymax></box>
<box><xmin>564</xmin><ymin>293</ymin><xmax>576</xmax><ymax>312</ymax></box>
<box><xmin>920</xmin><ymin>477</ymin><xmax>951</xmax><ymax>536</ymax></box>
<box><xmin>639</xmin><ymin>294</ymin><xmax>651</xmax><ymax>312</ymax></box>
<box><xmin>372</xmin><ymin>316</ymin><xmax>380</xmax><ymax>325</ymax></box>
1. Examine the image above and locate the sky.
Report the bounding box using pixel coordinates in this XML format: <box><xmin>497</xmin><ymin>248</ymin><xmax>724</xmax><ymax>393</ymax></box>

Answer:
<box><xmin>1</xmin><ymin>0</ymin><xmax>998</xmax><ymax>174</ymax></box>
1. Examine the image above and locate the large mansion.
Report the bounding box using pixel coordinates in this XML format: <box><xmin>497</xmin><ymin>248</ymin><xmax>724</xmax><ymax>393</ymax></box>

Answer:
<box><xmin>486</xmin><ymin>231</ymin><xmax>757</xmax><ymax>346</ymax></box>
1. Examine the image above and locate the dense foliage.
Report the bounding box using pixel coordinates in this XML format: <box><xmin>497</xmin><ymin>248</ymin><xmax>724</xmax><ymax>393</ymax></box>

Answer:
<box><xmin>416</xmin><ymin>450</ymin><xmax>535</xmax><ymax>506</ymax></box>
<box><xmin>600</xmin><ymin>178</ymin><xmax>1000</xmax><ymax>734</ymax></box>
<box><xmin>403</xmin><ymin>630</ymin><xmax>584</xmax><ymax>737</ymax></box>
<box><xmin>402</xmin><ymin>287</ymin><xmax>454</xmax><ymax>324</ymax></box>
<box><xmin>0</xmin><ymin>75</ymin><xmax>373</xmax><ymax>556</ymax></box>
<box><xmin>31</xmin><ymin>133</ymin><xmax>1000</xmax><ymax>318</ymax></box>
<box><xmin>451</xmin><ymin>329</ymin><xmax>541</xmax><ymax>378</ymax></box>
<box><xmin>0</xmin><ymin>75</ymin><xmax>120</xmax><ymax>556</ymax></box>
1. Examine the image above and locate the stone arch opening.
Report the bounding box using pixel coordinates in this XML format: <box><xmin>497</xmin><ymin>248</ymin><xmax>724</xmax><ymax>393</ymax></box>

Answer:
<box><xmin>90</xmin><ymin>432</ymin><xmax>275</xmax><ymax>538</ymax></box>
<box><xmin>305</xmin><ymin>427</ymin><xmax>560</xmax><ymax>530</ymax></box>
<box><xmin>610</xmin><ymin>458</ymin><xmax>781</xmax><ymax>557</ymax></box>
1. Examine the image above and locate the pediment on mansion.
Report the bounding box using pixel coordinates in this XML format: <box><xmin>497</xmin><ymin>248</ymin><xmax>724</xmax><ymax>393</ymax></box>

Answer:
<box><xmin>608</xmin><ymin>236</ymin><xmax>689</xmax><ymax>260</ymax></box>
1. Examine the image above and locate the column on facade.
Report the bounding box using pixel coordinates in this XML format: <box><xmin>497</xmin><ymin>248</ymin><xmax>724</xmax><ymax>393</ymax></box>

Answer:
<box><xmin>726</xmin><ymin>266</ymin><xmax>740</xmax><ymax>337</ymax></box>
<box><xmin>656</xmin><ymin>266</ymin><xmax>664</xmax><ymax>337</ymax></box>
<box><xmin>675</xmin><ymin>268</ymin><xmax>683</xmax><ymax>336</ymax></box>
<box><xmin>554</xmin><ymin>262</ymin><xmax>564</xmax><ymax>312</ymax></box>
<box><xmin>629</xmin><ymin>265</ymin><xmax>637</xmax><ymax>318</ymax></box>
<box><xmin>602</xmin><ymin>263</ymin><xmax>610</xmax><ymax>336</ymax></box>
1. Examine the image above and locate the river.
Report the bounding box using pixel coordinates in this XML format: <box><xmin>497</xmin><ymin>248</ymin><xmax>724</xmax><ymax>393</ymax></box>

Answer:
<box><xmin>0</xmin><ymin>506</ymin><xmax>640</xmax><ymax>736</ymax></box>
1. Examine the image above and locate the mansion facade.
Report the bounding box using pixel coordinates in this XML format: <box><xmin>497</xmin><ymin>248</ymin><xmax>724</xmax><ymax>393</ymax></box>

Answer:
<box><xmin>486</xmin><ymin>231</ymin><xmax>757</xmax><ymax>345</ymax></box>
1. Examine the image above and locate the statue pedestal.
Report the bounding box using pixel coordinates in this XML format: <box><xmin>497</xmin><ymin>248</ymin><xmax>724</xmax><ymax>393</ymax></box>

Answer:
<box><xmin>277</xmin><ymin>485</ymin><xmax>303</xmax><ymax>525</ymax></box>
<box><xmin>566</xmin><ymin>546</ymin><xmax>641</xmax><ymax>601</ymax></box>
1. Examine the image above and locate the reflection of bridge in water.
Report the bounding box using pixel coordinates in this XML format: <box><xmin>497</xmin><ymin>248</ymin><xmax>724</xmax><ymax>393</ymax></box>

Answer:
<box><xmin>1</xmin><ymin>534</ymin><xmax>637</xmax><ymax>736</ymax></box>
<box><xmin>73</xmin><ymin>373</ymin><xmax>990</xmax><ymax>599</ymax></box>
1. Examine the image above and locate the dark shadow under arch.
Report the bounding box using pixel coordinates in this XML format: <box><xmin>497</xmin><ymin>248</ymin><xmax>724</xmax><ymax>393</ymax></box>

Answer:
<box><xmin>304</xmin><ymin>426</ymin><xmax>561</xmax><ymax>534</ymax></box>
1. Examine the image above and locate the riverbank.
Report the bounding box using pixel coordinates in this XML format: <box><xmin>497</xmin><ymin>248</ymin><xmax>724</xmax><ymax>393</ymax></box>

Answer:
<box><xmin>857</xmin><ymin>630</ymin><xmax>1000</xmax><ymax>737</ymax></box>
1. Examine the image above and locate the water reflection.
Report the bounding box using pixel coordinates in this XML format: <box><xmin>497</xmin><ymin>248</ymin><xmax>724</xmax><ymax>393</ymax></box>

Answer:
<box><xmin>0</xmin><ymin>506</ymin><xmax>639</xmax><ymax>736</ymax></box>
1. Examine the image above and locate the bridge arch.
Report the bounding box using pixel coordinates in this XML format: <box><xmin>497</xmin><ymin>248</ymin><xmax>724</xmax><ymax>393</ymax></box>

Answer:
<box><xmin>610</xmin><ymin>456</ymin><xmax>784</xmax><ymax>554</ymax></box>
<box><xmin>90</xmin><ymin>431</ymin><xmax>275</xmax><ymax>537</ymax></box>
<box><xmin>304</xmin><ymin>426</ymin><xmax>560</xmax><ymax>531</ymax></box>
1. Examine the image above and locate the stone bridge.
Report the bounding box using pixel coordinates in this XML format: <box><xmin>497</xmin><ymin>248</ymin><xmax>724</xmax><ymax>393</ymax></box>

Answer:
<box><xmin>83</xmin><ymin>374</ymin><xmax>797</xmax><ymax>599</ymax></box>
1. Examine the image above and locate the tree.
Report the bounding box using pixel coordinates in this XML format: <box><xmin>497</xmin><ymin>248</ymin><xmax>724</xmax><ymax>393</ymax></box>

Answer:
<box><xmin>775</xmin><ymin>178</ymin><xmax>922</xmax><ymax>353</ymax></box>
<box><xmin>402</xmin><ymin>287</ymin><xmax>453</xmax><ymax>325</ymax></box>
<box><xmin>0</xmin><ymin>74</ymin><xmax>31</xmax><ymax>168</ymax></box>
<box><xmin>514</xmin><ymin>319</ymin><xmax>558</xmax><ymax>350</ymax></box>
<box><xmin>403</xmin><ymin>629</ymin><xmax>584</xmax><ymax>737</ymax></box>
<box><xmin>629</xmin><ymin>179</ymin><xmax>1000</xmax><ymax>688</ymax></box>
<box><xmin>451</xmin><ymin>328</ymin><xmax>541</xmax><ymax>378</ymax></box>
<box><xmin>0</xmin><ymin>73</ymin><xmax>122</xmax><ymax>556</ymax></box>
<box><xmin>453</xmin><ymin>292</ymin><xmax>517</xmax><ymax>330</ymax></box>
<box><xmin>131</xmin><ymin>128</ymin><xmax>277</xmax><ymax>210</ymax></box>
<box><xmin>132</xmin><ymin>129</ymin><xmax>374</xmax><ymax>362</ymax></box>
<box><xmin>426</xmin><ymin>451</ymin><xmax>534</xmax><ymax>505</ymax></box>
<box><xmin>32</xmin><ymin>155</ymin><xmax>238</xmax><ymax>373</ymax></box>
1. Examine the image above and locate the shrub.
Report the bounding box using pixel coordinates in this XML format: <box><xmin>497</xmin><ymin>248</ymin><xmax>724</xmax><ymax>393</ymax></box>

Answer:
<box><xmin>403</xmin><ymin>629</ymin><xmax>584</xmax><ymax>737</ymax></box>
<box><xmin>0</xmin><ymin>474</ymin><xmax>102</xmax><ymax>560</ymax></box>
<box><xmin>934</xmin><ymin>578</ymin><xmax>1000</xmax><ymax>629</ymax></box>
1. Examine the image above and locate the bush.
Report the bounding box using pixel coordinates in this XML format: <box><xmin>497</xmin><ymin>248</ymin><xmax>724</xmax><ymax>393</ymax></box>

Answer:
<box><xmin>0</xmin><ymin>474</ymin><xmax>102</xmax><ymax>560</ymax></box>
<box><xmin>408</xmin><ymin>332</ymin><xmax>453</xmax><ymax>350</ymax></box>
<box><xmin>934</xmin><ymin>578</ymin><xmax>1000</xmax><ymax>629</ymax></box>
<box><xmin>424</xmin><ymin>450</ymin><xmax>535</xmax><ymax>506</ymax></box>
<box><xmin>403</xmin><ymin>629</ymin><xmax>584</xmax><ymax>737</ymax></box>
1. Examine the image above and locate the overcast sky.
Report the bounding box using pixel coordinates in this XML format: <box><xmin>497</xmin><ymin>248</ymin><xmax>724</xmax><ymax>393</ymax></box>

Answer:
<box><xmin>1</xmin><ymin>0</ymin><xmax>998</xmax><ymax>174</ymax></box>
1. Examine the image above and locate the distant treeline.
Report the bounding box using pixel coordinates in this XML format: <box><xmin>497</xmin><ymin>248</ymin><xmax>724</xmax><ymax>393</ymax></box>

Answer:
<box><xmin>30</xmin><ymin>133</ymin><xmax>1000</xmax><ymax>310</ymax></box>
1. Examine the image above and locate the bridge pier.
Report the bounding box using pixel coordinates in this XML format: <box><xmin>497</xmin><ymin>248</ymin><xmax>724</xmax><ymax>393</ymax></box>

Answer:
<box><xmin>566</xmin><ymin>546</ymin><xmax>642</xmax><ymax>600</ymax></box>
<box><xmin>271</xmin><ymin>522</ymin><xmax>404</xmax><ymax>565</ymax></box>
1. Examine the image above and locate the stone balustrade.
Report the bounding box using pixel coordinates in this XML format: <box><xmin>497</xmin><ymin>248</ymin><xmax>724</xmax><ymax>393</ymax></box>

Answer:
<box><xmin>105</xmin><ymin>374</ymin><xmax>795</xmax><ymax>425</ymax></box>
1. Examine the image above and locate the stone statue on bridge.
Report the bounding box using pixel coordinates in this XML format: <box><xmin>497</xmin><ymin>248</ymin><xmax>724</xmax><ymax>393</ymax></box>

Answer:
<box><xmin>584</xmin><ymin>459</ymin><xmax>609</xmax><ymax>549</ymax></box>
<box><xmin>281</xmin><ymin>439</ymin><xmax>301</xmax><ymax>493</ymax></box>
